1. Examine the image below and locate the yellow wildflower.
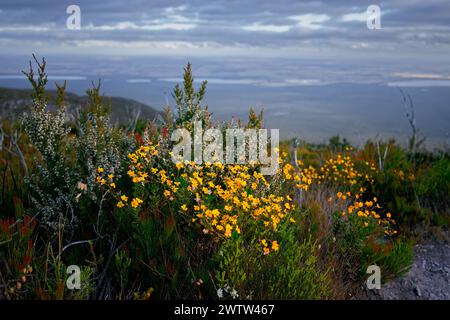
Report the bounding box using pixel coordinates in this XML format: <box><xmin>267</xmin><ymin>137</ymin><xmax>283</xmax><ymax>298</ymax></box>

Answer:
<box><xmin>271</xmin><ymin>241</ymin><xmax>279</xmax><ymax>251</ymax></box>
<box><xmin>116</xmin><ymin>201</ymin><xmax>125</xmax><ymax>208</ymax></box>
<box><xmin>176</xmin><ymin>162</ymin><xmax>184</xmax><ymax>170</ymax></box>
<box><xmin>131</xmin><ymin>198</ymin><xmax>143</xmax><ymax>208</ymax></box>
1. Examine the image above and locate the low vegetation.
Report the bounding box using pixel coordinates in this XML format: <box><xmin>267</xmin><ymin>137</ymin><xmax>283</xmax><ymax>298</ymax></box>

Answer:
<box><xmin>0</xmin><ymin>57</ymin><xmax>448</xmax><ymax>299</ymax></box>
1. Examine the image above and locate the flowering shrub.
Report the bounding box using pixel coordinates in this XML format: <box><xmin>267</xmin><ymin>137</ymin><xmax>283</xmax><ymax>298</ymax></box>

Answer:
<box><xmin>92</xmin><ymin>65</ymin><xmax>403</xmax><ymax>299</ymax></box>
<box><xmin>21</xmin><ymin>57</ymin><xmax>132</xmax><ymax>231</ymax></box>
<box><xmin>75</xmin><ymin>83</ymin><xmax>132</xmax><ymax>202</ymax></box>
<box><xmin>22</xmin><ymin>62</ymin><xmax>73</xmax><ymax>229</ymax></box>
<box><xmin>101</xmin><ymin>149</ymin><xmax>298</xmax><ymax>255</ymax></box>
<box><xmin>0</xmin><ymin>58</ymin><xmax>425</xmax><ymax>300</ymax></box>
<box><xmin>318</xmin><ymin>152</ymin><xmax>376</xmax><ymax>188</ymax></box>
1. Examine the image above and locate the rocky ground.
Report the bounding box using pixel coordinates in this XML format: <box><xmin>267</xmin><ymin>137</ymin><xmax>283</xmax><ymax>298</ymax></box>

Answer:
<box><xmin>360</xmin><ymin>243</ymin><xmax>450</xmax><ymax>300</ymax></box>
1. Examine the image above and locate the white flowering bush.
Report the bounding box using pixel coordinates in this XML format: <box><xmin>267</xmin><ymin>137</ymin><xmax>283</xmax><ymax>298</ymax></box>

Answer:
<box><xmin>22</xmin><ymin>56</ymin><xmax>132</xmax><ymax>231</ymax></box>
<box><xmin>74</xmin><ymin>83</ymin><xmax>133</xmax><ymax>201</ymax></box>
<box><xmin>22</xmin><ymin>58</ymin><xmax>74</xmax><ymax>230</ymax></box>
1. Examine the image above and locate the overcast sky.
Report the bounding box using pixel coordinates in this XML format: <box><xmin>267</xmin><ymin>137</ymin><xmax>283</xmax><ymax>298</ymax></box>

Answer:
<box><xmin>0</xmin><ymin>0</ymin><xmax>449</xmax><ymax>60</ymax></box>
<box><xmin>0</xmin><ymin>0</ymin><xmax>450</xmax><ymax>82</ymax></box>
<box><xmin>1</xmin><ymin>1</ymin><xmax>450</xmax><ymax>144</ymax></box>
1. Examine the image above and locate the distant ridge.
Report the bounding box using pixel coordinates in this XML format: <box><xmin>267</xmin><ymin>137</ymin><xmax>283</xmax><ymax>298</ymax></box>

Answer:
<box><xmin>0</xmin><ymin>87</ymin><xmax>162</xmax><ymax>125</ymax></box>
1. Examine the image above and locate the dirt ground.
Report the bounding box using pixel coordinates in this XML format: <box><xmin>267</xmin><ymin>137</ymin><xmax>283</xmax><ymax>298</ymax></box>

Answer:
<box><xmin>359</xmin><ymin>243</ymin><xmax>450</xmax><ymax>300</ymax></box>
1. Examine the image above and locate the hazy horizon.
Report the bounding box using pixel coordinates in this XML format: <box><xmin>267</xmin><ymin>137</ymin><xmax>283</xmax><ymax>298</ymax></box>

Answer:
<box><xmin>0</xmin><ymin>0</ymin><xmax>449</xmax><ymax>146</ymax></box>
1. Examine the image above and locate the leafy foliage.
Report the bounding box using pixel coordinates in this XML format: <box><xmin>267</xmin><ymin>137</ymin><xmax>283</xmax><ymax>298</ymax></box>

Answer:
<box><xmin>1</xmin><ymin>58</ymin><xmax>446</xmax><ymax>300</ymax></box>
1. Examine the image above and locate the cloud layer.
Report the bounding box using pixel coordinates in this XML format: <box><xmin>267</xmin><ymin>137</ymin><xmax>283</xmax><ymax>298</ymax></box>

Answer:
<box><xmin>0</xmin><ymin>0</ymin><xmax>449</xmax><ymax>59</ymax></box>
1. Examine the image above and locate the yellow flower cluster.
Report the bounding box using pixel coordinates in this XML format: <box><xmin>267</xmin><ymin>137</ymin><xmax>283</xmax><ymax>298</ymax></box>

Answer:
<box><xmin>281</xmin><ymin>161</ymin><xmax>318</xmax><ymax>191</ymax></box>
<box><xmin>98</xmin><ymin>142</ymin><xmax>397</xmax><ymax>254</ymax></box>
<box><xmin>96</xmin><ymin>167</ymin><xmax>116</xmax><ymax>188</ymax></box>
<box><xmin>261</xmin><ymin>239</ymin><xmax>279</xmax><ymax>255</ymax></box>
<box><xmin>318</xmin><ymin>154</ymin><xmax>376</xmax><ymax>187</ymax></box>
<box><xmin>102</xmin><ymin>142</ymin><xmax>297</xmax><ymax>255</ymax></box>
<box><xmin>181</xmin><ymin>163</ymin><xmax>295</xmax><ymax>243</ymax></box>
<box><xmin>335</xmin><ymin>190</ymin><xmax>397</xmax><ymax>235</ymax></box>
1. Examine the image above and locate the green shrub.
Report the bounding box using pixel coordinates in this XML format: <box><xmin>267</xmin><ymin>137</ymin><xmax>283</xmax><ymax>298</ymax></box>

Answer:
<box><xmin>2</xmin><ymin>59</ymin><xmax>448</xmax><ymax>301</ymax></box>
<box><xmin>360</xmin><ymin>238</ymin><xmax>413</xmax><ymax>282</ymax></box>
<box><xmin>215</xmin><ymin>219</ymin><xmax>331</xmax><ymax>300</ymax></box>
<box><xmin>416</xmin><ymin>157</ymin><xmax>450</xmax><ymax>204</ymax></box>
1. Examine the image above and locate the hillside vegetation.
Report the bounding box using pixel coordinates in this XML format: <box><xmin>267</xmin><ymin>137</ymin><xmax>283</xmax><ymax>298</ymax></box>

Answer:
<box><xmin>0</xmin><ymin>57</ymin><xmax>448</xmax><ymax>300</ymax></box>
<box><xmin>0</xmin><ymin>87</ymin><xmax>161</xmax><ymax>125</ymax></box>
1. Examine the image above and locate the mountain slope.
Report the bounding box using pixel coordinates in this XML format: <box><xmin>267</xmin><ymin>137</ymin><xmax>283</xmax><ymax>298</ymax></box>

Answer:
<box><xmin>0</xmin><ymin>87</ymin><xmax>162</xmax><ymax>125</ymax></box>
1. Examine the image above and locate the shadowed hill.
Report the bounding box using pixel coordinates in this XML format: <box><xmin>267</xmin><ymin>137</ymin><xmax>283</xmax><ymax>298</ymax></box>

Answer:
<box><xmin>0</xmin><ymin>87</ymin><xmax>162</xmax><ymax>125</ymax></box>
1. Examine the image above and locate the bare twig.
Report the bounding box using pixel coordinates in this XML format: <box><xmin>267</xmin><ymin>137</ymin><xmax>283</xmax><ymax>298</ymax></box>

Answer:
<box><xmin>55</xmin><ymin>239</ymin><xmax>98</xmax><ymax>262</ymax></box>
<box><xmin>399</xmin><ymin>88</ymin><xmax>424</xmax><ymax>154</ymax></box>
<box><xmin>292</xmin><ymin>137</ymin><xmax>302</xmax><ymax>205</ymax></box>
<box><xmin>376</xmin><ymin>139</ymin><xmax>389</xmax><ymax>171</ymax></box>
<box><xmin>127</xmin><ymin>105</ymin><xmax>142</xmax><ymax>132</ymax></box>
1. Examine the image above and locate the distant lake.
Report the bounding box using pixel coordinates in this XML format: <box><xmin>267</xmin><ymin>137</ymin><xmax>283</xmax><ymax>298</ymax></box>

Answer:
<box><xmin>1</xmin><ymin>76</ymin><xmax>449</xmax><ymax>148</ymax></box>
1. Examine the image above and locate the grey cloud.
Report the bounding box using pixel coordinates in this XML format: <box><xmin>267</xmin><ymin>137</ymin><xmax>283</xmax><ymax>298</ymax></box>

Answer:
<box><xmin>0</xmin><ymin>0</ymin><xmax>450</xmax><ymax>59</ymax></box>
